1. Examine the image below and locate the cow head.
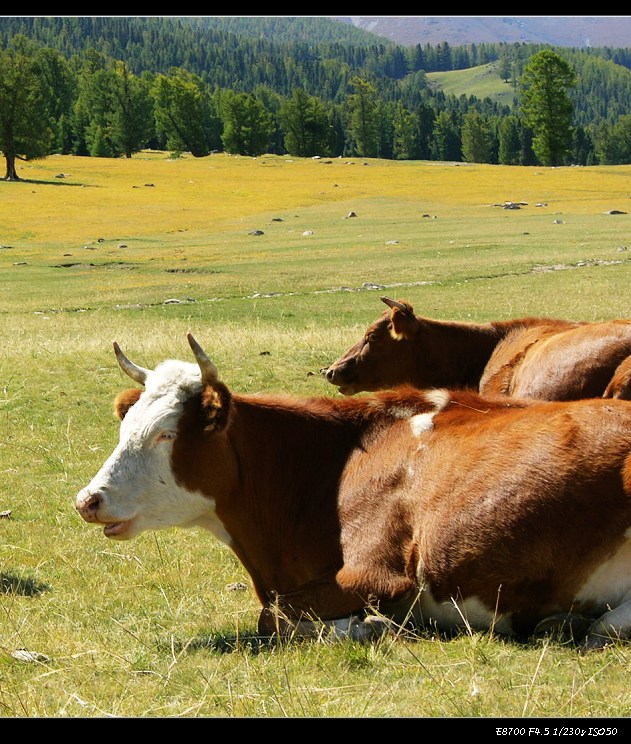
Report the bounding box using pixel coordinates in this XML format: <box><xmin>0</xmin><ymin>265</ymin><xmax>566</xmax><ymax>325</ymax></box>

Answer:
<box><xmin>323</xmin><ymin>296</ymin><xmax>421</xmax><ymax>395</ymax></box>
<box><xmin>75</xmin><ymin>334</ymin><xmax>234</xmax><ymax>543</ymax></box>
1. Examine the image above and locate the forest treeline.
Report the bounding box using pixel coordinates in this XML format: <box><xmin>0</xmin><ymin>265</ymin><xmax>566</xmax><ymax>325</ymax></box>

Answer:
<box><xmin>2</xmin><ymin>16</ymin><xmax>631</xmax><ymax>173</ymax></box>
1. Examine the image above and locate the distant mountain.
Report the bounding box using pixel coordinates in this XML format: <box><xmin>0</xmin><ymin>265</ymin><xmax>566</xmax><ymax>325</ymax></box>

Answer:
<box><xmin>330</xmin><ymin>16</ymin><xmax>631</xmax><ymax>48</ymax></box>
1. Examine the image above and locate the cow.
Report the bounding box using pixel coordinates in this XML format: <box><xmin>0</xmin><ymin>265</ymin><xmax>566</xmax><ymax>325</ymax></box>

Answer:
<box><xmin>323</xmin><ymin>296</ymin><xmax>631</xmax><ymax>401</ymax></box>
<box><xmin>75</xmin><ymin>334</ymin><xmax>631</xmax><ymax>652</ymax></box>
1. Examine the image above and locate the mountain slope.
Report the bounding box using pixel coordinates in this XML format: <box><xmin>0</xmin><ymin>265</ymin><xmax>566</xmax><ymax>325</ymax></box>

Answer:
<box><xmin>331</xmin><ymin>16</ymin><xmax>631</xmax><ymax>48</ymax></box>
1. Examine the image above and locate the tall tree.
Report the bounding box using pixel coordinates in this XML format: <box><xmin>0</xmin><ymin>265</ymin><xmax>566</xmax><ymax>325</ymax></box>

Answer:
<box><xmin>279</xmin><ymin>89</ymin><xmax>331</xmax><ymax>157</ymax></box>
<box><xmin>220</xmin><ymin>90</ymin><xmax>275</xmax><ymax>156</ymax></box>
<box><xmin>346</xmin><ymin>76</ymin><xmax>380</xmax><ymax>158</ymax></box>
<box><xmin>519</xmin><ymin>50</ymin><xmax>576</xmax><ymax>166</ymax></box>
<box><xmin>0</xmin><ymin>35</ymin><xmax>54</xmax><ymax>180</ymax></box>
<box><xmin>110</xmin><ymin>61</ymin><xmax>154</xmax><ymax>158</ymax></box>
<box><xmin>461</xmin><ymin>110</ymin><xmax>493</xmax><ymax>163</ymax></box>
<box><xmin>392</xmin><ymin>101</ymin><xmax>417</xmax><ymax>160</ymax></box>
<box><xmin>152</xmin><ymin>68</ymin><xmax>219</xmax><ymax>157</ymax></box>
<box><xmin>431</xmin><ymin>110</ymin><xmax>462</xmax><ymax>162</ymax></box>
<box><xmin>594</xmin><ymin>115</ymin><xmax>631</xmax><ymax>164</ymax></box>
<box><xmin>498</xmin><ymin>115</ymin><xmax>521</xmax><ymax>165</ymax></box>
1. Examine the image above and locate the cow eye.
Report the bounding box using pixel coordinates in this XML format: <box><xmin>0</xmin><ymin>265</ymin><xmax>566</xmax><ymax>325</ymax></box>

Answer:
<box><xmin>156</xmin><ymin>431</ymin><xmax>176</xmax><ymax>444</ymax></box>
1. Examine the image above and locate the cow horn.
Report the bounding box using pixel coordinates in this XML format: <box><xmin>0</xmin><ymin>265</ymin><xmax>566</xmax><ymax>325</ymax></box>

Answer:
<box><xmin>187</xmin><ymin>333</ymin><xmax>219</xmax><ymax>386</ymax></box>
<box><xmin>113</xmin><ymin>341</ymin><xmax>149</xmax><ymax>385</ymax></box>
<box><xmin>381</xmin><ymin>296</ymin><xmax>411</xmax><ymax>313</ymax></box>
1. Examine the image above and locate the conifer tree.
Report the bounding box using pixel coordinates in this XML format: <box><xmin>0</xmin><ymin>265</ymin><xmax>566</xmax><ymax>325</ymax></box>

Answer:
<box><xmin>0</xmin><ymin>35</ymin><xmax>53</xmax><ymax>180</ymax></box>
<box><xmin>519</xmin><ymin>50</ymin><xmax>576</xmax><ymax>166</ymax></box>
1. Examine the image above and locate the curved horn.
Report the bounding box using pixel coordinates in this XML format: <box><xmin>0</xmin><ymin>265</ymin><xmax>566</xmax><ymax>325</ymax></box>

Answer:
<box><xmin>381</xmin><ymin>296</ymin><xmax>411</xmax><ymax>313</ymax></box>
<box><xmin>187</xmin><ymin>333</ymin><xmax>219</xmax><ymax>386</ymax></box>
<box><xmin>113</xmin><ymin>341</ymin><xmax>149</xmax><ymax>385</ymax></box>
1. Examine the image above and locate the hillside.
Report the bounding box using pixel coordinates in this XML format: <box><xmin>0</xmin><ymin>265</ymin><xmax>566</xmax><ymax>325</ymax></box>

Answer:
<box><xmin>427</xmin><ymin>63</ymin><xmax>516</xmax><ymax>108</ymax></box>
<box><xmin>331</xmin><ymin>16</ymin><xmax>631</xmax><ymax>48</ymax></box>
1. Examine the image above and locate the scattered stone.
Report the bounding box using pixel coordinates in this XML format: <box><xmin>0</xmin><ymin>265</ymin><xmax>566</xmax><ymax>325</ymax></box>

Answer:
<box><xmin>553</xmin><ymin>219</ymin><xmax>565</xmax><ymax>224</ymax></box>
<box><xmin>0</xmin><ymin>509</ymin><xmax>11</xmax><ymax>518</ymax></box>
<box><xmin>302</xmin><ymin>230</ymin><xmax>314</xmax><ymax>236</ymax></box>
<box><xmin>118</xmin><ymin>243</ymin><xmax>127</xmax><ymax>248</ymax></box>
<box><xmin>385</xmin><ymin>240</ymin><xmax>399</xmax><ymax>245</ymax></box>
<box><xmin>604</xmin><ymin>209</ymin><xmax>627</xmax><ymax>215</ymax></box>
<box><xmin>345</xmin><ymin>211</ymin><xmax>357</xmax><ymax>219</ymax></box>
<box><xmin>226</xmin><ymin>582</ymin><xmax>248</xmax><ymax>592</ymax></box>
<box><xmin>617</xmin><ymin>246</ymin><xmax>628</xmax><ymax>252</ymax></box>
<box><xmin>248</xmin><ymin>230</ymin><xmax>264</xmax><ymax>236</ymax></box>
<box><xmin>11</xmin><ymin>649</ymin><xmax>50</xmax><ymax>663</ymax></box>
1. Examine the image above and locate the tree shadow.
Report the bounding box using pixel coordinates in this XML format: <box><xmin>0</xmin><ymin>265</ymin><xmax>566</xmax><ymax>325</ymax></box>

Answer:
<box><xmin>4</xmin><ymin>174</ymin><xmax>98</xmax><ymax>187</ymax></box>
<box><xmin>0</xmin><ymin>571</ymin><xmax>51</xmax><ymax>597</ymax></box>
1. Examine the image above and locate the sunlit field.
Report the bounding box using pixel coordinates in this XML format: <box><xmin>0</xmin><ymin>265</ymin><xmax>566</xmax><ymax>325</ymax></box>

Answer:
<box><xmin>1</xmin><ymin>152</ymin><xmax>630</xmax><ymax>719</ymax></box>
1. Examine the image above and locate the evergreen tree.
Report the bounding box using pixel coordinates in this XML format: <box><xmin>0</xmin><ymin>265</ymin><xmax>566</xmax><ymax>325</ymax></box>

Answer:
<box><xmin>72</xmin><ymin>49</ymin><xmax>121</xmax><ymax>157</ymax></box>
<box><xmin>498</xmin><ymin>115</ymin><xmax>521</xmax><ymax>165</ymax></box>
<box><xmin>279</xmin><ymin>88</ymin><xmax>331</xmax><ymax>157</ymax></box>
<box><xmin>461</xmin><ymin>110</ymin><xmax>493</xmax><ymax>163</ymax></box>
<box><xmin>0</xmin><ymin>35</ymin><xmax>54</xmax><ymax>179</ymax></box>
<box><xmin>431</xmin><ymin>110</ymin><xmax>462</xmax><ymax>162</ymax></box>
<box><xmin>414</xmin><ymin>100</ymin><xmax>436</xmax><ymax>161</ymax></box>
<box><xmin>594</xmin><ymin>114</ymin><xmax>631</xmax><ymax>164</ymax></box>
<box><xmin>220</xmin><ymin>90</ymin><xmax>275</xmax><ymax>156</ymax></box>
<box><xmin>110</xmin><ymin>61</ymin><xmax>154</xmax><ymax>158</ymax></box>
<box><xmin>152</xmin><ymin>68</ymin><xmax>219</xmax><ymax>157</ymax></box>
<box><xmin>519</xmin><ymin>50</ymin><xmax>576</xmax><ymax>166</ymax></box>
<box><xmin>392</xmin><ymin>101</ymin><xmax>417</xmax><ymax>160</ymax></box>
<box><xmin>570</xmin><ymin>124</ymin><xmax>595</xmax><ymax>165</ymax></box>
<box><xmin>347</xmin><ymin>76</ymin><xmax>380</xmax><ymax>157</ymax></box>
<box><xmin>36</xmin><ymin>46</ymin><xmax>75</xmax><ymax>154</ymax></box>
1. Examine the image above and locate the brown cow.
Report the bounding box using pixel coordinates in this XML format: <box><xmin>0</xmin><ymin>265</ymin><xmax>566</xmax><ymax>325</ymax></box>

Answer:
<box><xmin>75</xmin><ymin>334</ymin><xmax>631</xmax><ymax>651</ymax></box>
<box><xmin>324</xmin><ymin>296</ymin><xmax>631</xmax><ymax>400</ymax></box>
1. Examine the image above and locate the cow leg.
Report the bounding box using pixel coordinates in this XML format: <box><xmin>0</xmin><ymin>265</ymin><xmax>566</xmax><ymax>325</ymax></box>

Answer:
<box><xmin>581</xmin><ymin>597</ymin><xmax>631</xmax><ymax>652</ymax></box>
<box><xmin>258</xmin><ymin>607</ymin><xmax>395</xmax><ymax>642</ymax></box>
<box><xmin>532</xmin><ymin>613</ymin><xmax>594</xmax><ymax>642</ymax></box>
<box><xmin>294</xmin><ymin>614</ymin><xmax>395</xmax><ymax>642</ymax></box>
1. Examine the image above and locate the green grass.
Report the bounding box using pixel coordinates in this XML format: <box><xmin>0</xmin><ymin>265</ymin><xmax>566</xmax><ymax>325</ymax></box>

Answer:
<box><xmin>1</xmin><ymin>152</ymin><xmax>631</xmax><ymax>718</ymax></box>
<box><xmin>427</xmin><ymin>62</ymin><xmax>517</xmax><ymax>107</ymax></box>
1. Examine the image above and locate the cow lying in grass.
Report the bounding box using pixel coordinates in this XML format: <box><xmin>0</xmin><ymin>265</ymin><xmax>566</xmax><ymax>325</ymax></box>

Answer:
<box><xmin>323</xmin><ymin>296</ymin><xmax>631</xmax><ymax>401</ymax></box>
<box><xmin>76</xmin><ymin>334</ymin><xmax>631</xmax><ymax>652</ymax></box>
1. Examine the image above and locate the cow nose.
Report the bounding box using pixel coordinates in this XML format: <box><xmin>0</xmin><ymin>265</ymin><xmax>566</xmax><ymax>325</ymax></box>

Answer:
<box><xmin>76</xmin><ymin>489</ymin><xmax>101</xmax><ymax>523</ymax></box>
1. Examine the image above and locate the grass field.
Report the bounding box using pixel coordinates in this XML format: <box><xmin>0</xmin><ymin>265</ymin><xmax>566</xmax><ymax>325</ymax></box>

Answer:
<box><xmin>1</xmin><ymin>152</ymin><xmax>631</xmax><ymax>719</ymax></box>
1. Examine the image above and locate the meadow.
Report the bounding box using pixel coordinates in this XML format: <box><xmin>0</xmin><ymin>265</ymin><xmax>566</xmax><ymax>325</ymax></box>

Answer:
<box><xmin>1</xmin><ymin>151</ymin><xmax>631</xmax><ymax>719</ymax></box>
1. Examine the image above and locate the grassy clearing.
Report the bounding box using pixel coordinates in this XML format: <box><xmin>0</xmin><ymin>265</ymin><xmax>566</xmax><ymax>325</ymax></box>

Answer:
<box><xmin>1</xmin><ymin>152</ymin><xmax>631</xmax><ymax>718</ymax></box>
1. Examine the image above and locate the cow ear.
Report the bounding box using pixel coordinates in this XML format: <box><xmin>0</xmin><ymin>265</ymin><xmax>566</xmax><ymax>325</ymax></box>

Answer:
<box><xmin>200</xmin><ymin>381</ymin><xmax>233</xmax><ymax>432</ymax></box>
<box><xmin>389</xmin><ymin>302</ymin><xmax>418</xmax><ymax>340</ymax></box>
<box><xmin>114</xmin><ymin>388</ymin><xmax>143</xmax><ymax>420</ymax></box>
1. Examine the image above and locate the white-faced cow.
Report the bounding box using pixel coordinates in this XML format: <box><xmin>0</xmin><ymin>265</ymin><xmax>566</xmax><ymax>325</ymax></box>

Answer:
<box><xmin>76</xmin><ymin>334</ymin><xmax>631</xmax><ymax>651</ymax></box>
<box><xmin>323</xmin><ymin>297</ymin><xmax>631</xmax><ymax>401</ymax></box>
